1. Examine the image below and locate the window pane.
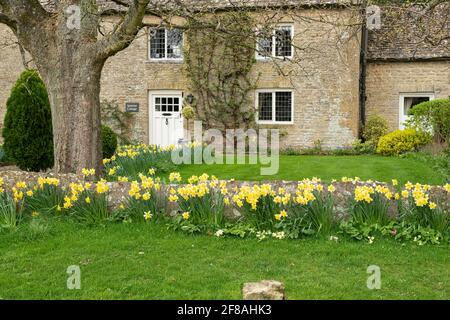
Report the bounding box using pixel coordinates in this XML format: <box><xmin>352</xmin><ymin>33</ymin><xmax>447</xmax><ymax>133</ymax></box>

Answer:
<box><xmin>404</xmin><ymin>97</ymin><xmax>430</xmax><ymax>115</ymax></box>
<box><xmin>258</xmin><ymin>92</ymin><xmax>273</xmax><ymax>121</ymax></box>
<box><xmin>275</xmin><ymin>92</ymin><xmax>292</xmax><ymax>122</ymax></box>
<box><xmin>150</xmin><ymin>29</ymin><xmax>166</xmax><ymax>59</ymax></box>
<box><xmin>167</xmin><ymin>29</ymin><xmax>183</xmax><ymax>59</ymax></box>
<box><xmin>275</xmin><ymin>26</ymin><xmax>292</xmax><ymax>57</ymax></box>
<box><xmin>257</xmin><ymin>36</ymin><xmax>272</xmax><ymax>58</ymax></box>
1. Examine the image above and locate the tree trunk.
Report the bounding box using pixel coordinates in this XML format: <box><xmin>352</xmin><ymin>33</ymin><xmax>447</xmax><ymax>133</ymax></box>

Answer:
<box><xmin>42</xmin><ymin>57</ymin><xmax>105</xmax><ymax>175</ymax></box>
<box><xmin>0</xmin><ymin>0</ymin><xmax>150</xmax><ymax>174</ymax></box>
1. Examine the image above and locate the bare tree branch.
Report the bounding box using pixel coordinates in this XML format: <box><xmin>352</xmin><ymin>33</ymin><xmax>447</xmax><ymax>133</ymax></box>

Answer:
<box><xmin>96</xmin><ymin>0</ymin><xmax>150</xmax><ymax>59</ymax></box>
<box><xmin>0</xmin><ymin>11</ymin><xmax>16</xmax><ymax>30</ymax></box>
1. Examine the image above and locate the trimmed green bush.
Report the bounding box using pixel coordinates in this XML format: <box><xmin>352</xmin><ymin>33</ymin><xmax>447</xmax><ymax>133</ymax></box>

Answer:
<box><xmin>408</xmin><ymin>98</ymin><xmax>450</xmax><ymax>144</ymax></box>
<box><xmin>2</xmin><ymin>70</ymin><xmax>53</xmax><ymax>171</ymax></box>
<box><xmin>377</xmin><ymin>129</ymin><xmax>431</xmax><ymax>156</ymax></box>
<box><xmin>363</xmin><ymin>115</ymin><xmax>388</xmax><ymax>146</ymax></box>
<box><xmin>101</xmin><ymin>125</ymin><xmax>118</xmax><ymax>159</ymax></box>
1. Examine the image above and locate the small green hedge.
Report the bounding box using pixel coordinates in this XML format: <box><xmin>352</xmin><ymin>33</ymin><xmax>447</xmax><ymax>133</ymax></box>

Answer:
<box><xmin>377</xmin><ymin>129</ymin><xmax>431</xmax><ymax>156</ymax></box>
<box><xmin>101</xmin><ymin>125</ymin><xmax>118</xmax><ymax>159</ymax></box>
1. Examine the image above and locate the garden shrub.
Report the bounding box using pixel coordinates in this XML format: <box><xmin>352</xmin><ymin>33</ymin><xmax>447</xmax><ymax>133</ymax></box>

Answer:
<box><xmin>362</xmin><ymin>115</ymin><xmax>388</xmax><ymax>146</ymax></box>
<box><xmin>2</xmin><ymin>70</ymin><xmax>53</xmax><ymax>171</ymax></box>
<box><xmin>408</xmin><ymin>98</ymin><xmax>450</xmax><ymax>144</ymax></box>
<box><xmin>352</xmin><ymin>139</ymin><xmax>375</xmax><ymax>154</ymax></box>
<box><xmin>0</xmin><ymin>145</ymin><xmax>13</xmax><ymax>165</ymax></box>
<box><xmin>377</xmin><ymin>129</ymin><xmax>431</xmax><ymax>156</ymax></box>
<box><xmin>101</xmin><ymin>125</ymin><xmax>118</xmax><ymax>159</ymax></box>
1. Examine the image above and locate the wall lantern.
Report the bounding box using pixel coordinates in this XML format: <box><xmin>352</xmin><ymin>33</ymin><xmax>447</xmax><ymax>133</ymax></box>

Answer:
<box><xmin>185</xmin><ymin>93</ymin><xmax>194</xmax><ymax>105</ymax></box>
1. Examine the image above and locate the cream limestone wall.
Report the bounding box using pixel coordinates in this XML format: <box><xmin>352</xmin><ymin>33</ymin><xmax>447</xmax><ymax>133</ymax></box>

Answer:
<box><xmin>1</xmin><ymin>8</ymin><xmax>362</xmax><ymax>148</ymax></box>
<box><xmin>366</xmin><ymin>61</ymin><xmax>450</xmax><ymax>131</ymax></box>
<box><xmin>100</xmin><ymin>9</ymin><xmax>361</xmax><ymax>149</ymax></box>
<box><xmin>0</xmin><ymin>25</ymin><xmax>30</xmax><ymax>134</ymax></box>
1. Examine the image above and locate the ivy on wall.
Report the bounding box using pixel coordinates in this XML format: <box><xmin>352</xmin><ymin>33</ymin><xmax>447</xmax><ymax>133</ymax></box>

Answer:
<box><xmin>184</xmin><ymin>12</ymin><xmax>259</xmax><ymax>132</ymax></box>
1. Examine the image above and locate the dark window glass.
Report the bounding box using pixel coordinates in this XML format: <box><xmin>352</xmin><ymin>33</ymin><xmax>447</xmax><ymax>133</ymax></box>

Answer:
<box><xmin>150</xmin><ymin>29</ymin><xmax>166</xmax><ymax>59</ymax></box>
<box><xmin>275</xmin><ymin>27</ymin><xmax>292</xmax><ymax>57</ymax></box>
<box><xmin>275</xmin><ymin>92</ymin><xmax>292</xmax><ymax>122</ymax></box>
<box><xmin>167</xmin><ymin>29</ymin><xmax>183</xmax><ymax>59</ymax></box>
<box><xmin>258</xmin><ymin>92</ymin><xmax>273</xmax><ymax>121</ymax></box>
<box><xmin>257</xmin><ymin>36</ymin><xmax>272</xmax><ymax>57</ymax></box>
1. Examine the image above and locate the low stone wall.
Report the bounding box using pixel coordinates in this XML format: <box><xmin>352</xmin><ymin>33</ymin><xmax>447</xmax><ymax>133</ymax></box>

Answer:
<box><xmin>1</xmin><ymin>170</ymin><xmax>449</xmax><ymax>219</ymax></box>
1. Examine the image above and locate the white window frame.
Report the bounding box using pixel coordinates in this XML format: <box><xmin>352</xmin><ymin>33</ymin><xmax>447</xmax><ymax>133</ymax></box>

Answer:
<box><xmin>256</xmin><ymin>24</ymin><xmax>294</xmax><ymax>60</ymax></box>
<box><xmin>255</xmin><ymin>89</ymin><xmax>294</xmax><ymax>125</ymax></box>
<box><xmin>148</xmin><ymin>27</ymin><xmax>184</xmax><ymax>62</ymax></box>
<box><xmin>398</xmin><ymin>93</ymin><xmax>435</xmax><ymax>130</ymax></box>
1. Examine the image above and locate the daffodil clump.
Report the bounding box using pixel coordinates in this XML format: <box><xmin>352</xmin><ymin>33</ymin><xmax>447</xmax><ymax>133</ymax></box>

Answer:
<box><xmin>398</xmin><ymin>182</ymin><xmax>449</xmax><ymax>233</ymax></box>
<box><xmin>230</xmin><ymin>183</ymin><xmax>279</xmax><ymax>230</ymax></box>
<box><xmin>168</xmin><ymin>174</ymin><xmax>225</xmax><ymax>227</ymax></box>
<box><xmin>351</xmin><ymin>183</ymin><xmax>393</xmax><ymax>225</ymax></box>
<box><xmin>279</xmin><ymin>179</ymin><xmax>335</xmax><ymax>237</ymax></box>
<box><xmin>0</xmin><ymin>181</ymin><xmax>22</xmax><ymax>229</ymax></box>
<box><xmin>103</xmin><ymin>144</ymin><xmax>178</xmax><ymax>182</ymax></box>
<box><xmin>24</xmin><ymin>177</ymin><xmax>63</xmax><ymax>215</ymax></box>
<box><xmin>115</xmin><ymin>173</ymin><xmax>163</xmax><ymax>223</ymax></box>
<box><xmin>59</xmin><ymin>180</ymin><xmax>110</xmax><ymax>223</ymax></box>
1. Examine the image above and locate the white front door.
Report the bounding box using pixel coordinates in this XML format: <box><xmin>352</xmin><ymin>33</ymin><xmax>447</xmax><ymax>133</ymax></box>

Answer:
<box><xmin>150</xmin><ymin>91</ymin><xmax>184</xmax><ymax>147</ymax></box>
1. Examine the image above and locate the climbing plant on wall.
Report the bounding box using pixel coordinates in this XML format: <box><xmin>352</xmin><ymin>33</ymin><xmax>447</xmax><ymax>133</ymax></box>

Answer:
<box><xmin>184</xmin><ymin>12</ymin><xmax>259</xmax><ymax>132</ymax></box>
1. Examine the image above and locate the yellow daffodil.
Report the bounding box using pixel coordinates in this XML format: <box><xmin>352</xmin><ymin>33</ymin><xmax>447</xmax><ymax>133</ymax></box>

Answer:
<box><xmin>142</xmin><ymin>192</ymin><xmax>151</xmax><ymax>201</ymax></box>
<box><xmin>96</xmin><ymin>180</ymin><xmax>109</xmax><ymax>194</ymax></box>
<box><xmin>143</xmin><ymin>211</ymin><xmax>153</xmax><ymax>221</ymax></box>
<box><xmin>169</xmin><ymin>172</ymin><xmax>182</xmax><ymax>183</ymax></box>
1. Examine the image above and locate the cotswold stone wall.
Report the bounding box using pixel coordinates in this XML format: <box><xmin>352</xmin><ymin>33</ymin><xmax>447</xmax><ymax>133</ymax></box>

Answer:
<box><xmin>100</xmin><ymin>10</ymin><xmax>361</xmax><ymax>149</ymax></box>
<box><xmin>1</xmin><ymin>170</ymin><xmax>449</xmax><ymax>219</ymax></box>
<box><xmin>365</xmin><ymin>60</ymin><xmax>450</xmax><ymax>131</ymax></box>
<box><xmin>0</xmin><ymin>25</ymin><xmax>31</xmax><ymax>135</ymax></box>
<box><xmin>1</xmin><ymin>9</ymin><xmax>360</xmax><ymax>148</ymax></box>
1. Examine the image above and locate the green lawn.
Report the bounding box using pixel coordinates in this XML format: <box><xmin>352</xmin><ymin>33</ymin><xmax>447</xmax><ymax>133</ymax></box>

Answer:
<box><xmin>176</xmin><ymin>155</ymin><xmax>445</xmax><ymax>185</ymax></box>
<box><xmin>0</xmin><ymin>221</ymin><xmax>448</xmax><ymax>299</ymax></box>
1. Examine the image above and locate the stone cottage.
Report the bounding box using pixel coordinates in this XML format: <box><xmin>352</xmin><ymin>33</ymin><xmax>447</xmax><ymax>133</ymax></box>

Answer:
<box><xmin>0</xmin><ymin>0</ymin><xmax>448</xmax><ymax>149</ymax></box>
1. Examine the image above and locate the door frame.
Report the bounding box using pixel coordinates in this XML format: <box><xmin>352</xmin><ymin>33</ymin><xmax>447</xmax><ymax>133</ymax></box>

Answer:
<box><xmin>148</xmin><ymin>90</ymin><xmax>184</xmax><ymax>146</ymax></box>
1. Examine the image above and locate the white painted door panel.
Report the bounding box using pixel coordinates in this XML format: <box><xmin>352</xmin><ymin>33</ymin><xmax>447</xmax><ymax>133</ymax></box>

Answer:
<box><xmin>150</xmin><ymin>92</ymin><xmax>184</xmax><ymax>147</ymax></box>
